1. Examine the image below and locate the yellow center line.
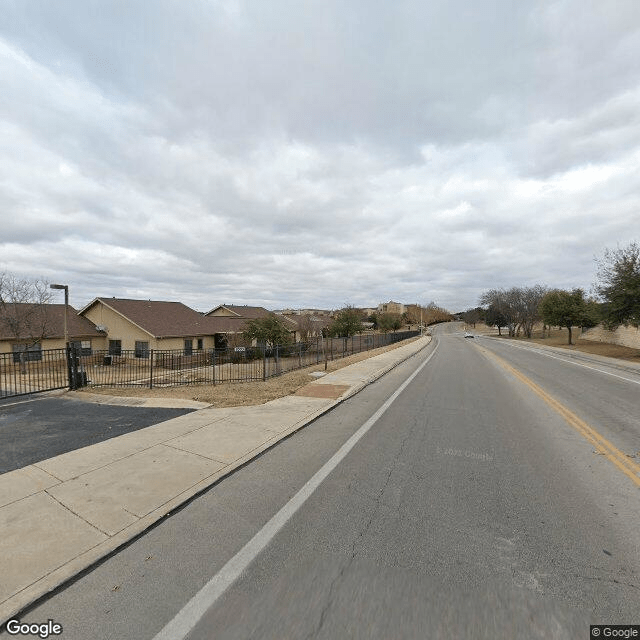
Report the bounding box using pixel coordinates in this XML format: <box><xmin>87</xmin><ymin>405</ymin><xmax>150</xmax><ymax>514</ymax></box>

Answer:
<box><xmin>476</xmin><ymin>344</ymin><xmax>640</xmax><ymax>488</ymax></box>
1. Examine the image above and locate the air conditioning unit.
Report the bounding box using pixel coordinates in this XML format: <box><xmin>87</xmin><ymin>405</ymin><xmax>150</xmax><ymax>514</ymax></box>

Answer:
<box><xmin>96</xmin><ymin>325</ymin><xmax>108</xmax><ymax>332</ymax></box>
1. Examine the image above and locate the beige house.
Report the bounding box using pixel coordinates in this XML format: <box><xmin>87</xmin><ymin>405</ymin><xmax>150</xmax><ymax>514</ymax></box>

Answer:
<box><xmin>0</xmin><ymin>303</ymin><xmax>106</xmax><ymax>360</ymax></box>
<box><xmin>80</xmin><ymin>298</ymin><xmax>248</xmax><ymax>355</ymax></box>
<box><xmin>207</xmin><ymin>304</ymin><xmax>270</xmax><ymax>319</ymax></box>
<box><xmin>206</xmin><ymin>304</ymin><xmax>300</xmax><ymax>341</ymax></box>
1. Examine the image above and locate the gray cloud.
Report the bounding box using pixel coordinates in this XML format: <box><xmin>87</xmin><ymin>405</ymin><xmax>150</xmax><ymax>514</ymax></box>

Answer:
<box><xmin>1</xmin><ymin>0</ymin><xmax>639</xmax><ymax>312</ymax></box>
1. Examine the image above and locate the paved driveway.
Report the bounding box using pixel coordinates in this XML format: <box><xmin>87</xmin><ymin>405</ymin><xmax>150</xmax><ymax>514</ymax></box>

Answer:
<box><xmin>0</xmin><ymin>395</ymin><xmax>194</xmax><ymax>474</ymax></box>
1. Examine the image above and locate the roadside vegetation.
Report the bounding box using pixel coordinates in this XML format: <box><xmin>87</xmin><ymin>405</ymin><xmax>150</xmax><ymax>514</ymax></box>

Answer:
<box><xmin>467</xmin><ymin>242</ymin><xmax>640</xmax><ymax>346</ymax></box>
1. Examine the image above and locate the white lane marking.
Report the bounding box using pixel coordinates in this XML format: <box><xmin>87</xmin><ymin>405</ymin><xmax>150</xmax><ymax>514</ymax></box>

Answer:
<box><xmin>481</xmin><ymin>338</ymin><xmax>640</xmax><ymax>386</ymax></box>
<box><xmin>153</xmin><ymin>343</ymin><xmax>439</xmax><ymax>640</ymax></box>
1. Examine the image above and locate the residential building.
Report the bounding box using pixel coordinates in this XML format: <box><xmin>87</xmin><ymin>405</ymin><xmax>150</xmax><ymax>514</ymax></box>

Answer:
<box><xmin>80</xmin><ymin>297</ymin><xmax>246</xmax><ymax>355</ymax></box>
<box><xmin>0</xmin><ymin>303</ymin><xmax>106</xmax><ymax>360</ymax></box>
<box><xmin>377</xmin><ymin>301</ymin><xmax>406</xmax><ymax>315</ymax></box>
<box><xmin>206</xmin><ymin>304</ymin><xmax>300</xmax><ymax>341</ymax></box>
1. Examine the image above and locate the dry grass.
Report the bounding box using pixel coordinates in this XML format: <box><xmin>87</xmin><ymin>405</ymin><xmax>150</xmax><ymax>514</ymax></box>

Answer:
<box><xmin>78</xmin><ymin>336</ymin><xmax>422</xmax><ymax>407</ymax></box>
<box><xmin>474</xmin><ymin>323</ymin><xmax>640</xmax><ymax>364</ymax></box>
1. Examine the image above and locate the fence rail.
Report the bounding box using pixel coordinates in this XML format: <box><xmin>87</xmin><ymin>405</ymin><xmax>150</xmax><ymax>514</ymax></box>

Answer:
<box><xmin>0</xmin><ymin>348</ymin><xmax>69</xmax><ymax>399</ymax></box>
<box><xmin>0</xmin><ymin>331</ymin><xmax>420</xmax><ymax>399</ymax></box>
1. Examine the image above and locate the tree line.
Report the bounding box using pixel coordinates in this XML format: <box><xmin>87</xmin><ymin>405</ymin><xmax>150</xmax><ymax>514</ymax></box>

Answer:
<box><xmin>465</xmin><ymin>242</ymin><xmax>640</xmax><ymax>345</ymax></box>
<box><xmin>244</xmin><ymin>302</ymin><xmax>453</xmax><ymax>347</ymax></box>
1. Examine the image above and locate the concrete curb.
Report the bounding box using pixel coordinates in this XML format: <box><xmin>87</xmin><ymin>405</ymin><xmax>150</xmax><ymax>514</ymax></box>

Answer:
<box><xmin>0</xmin><ymin>336</ymin><xmax>432</xmax><ymax>624</ymax></box>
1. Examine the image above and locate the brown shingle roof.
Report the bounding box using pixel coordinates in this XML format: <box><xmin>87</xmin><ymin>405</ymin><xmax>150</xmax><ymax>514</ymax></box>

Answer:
<box><xmin>86</xmin><ymin>298</ymin><xmax>221</xmax><ymax>338</ymax></box>
<box><xmin>83</xmin><ymin>298</ymin><xmax>253</xmax><ymax>337</ymax></box>
<box><xmin>0</xmin><ymin>303</ymin><xmax>103</xmax><ymax>341</ymax></box>
<box><xmin>206</xmin><ymin>304</ymin><xmax>272</xmax><ymax>319</ymax></box>
<box><xmin>206</xmin><ymin>305</ymin><xmax>298</xmax><ymax>330</ymax></box>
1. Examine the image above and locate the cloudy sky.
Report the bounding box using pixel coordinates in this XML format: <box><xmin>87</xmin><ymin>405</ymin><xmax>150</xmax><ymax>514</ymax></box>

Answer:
<box><xmin>1</xmin><ymin>1</ymin><xmax>639</xmax><ymax>312</ymax></box>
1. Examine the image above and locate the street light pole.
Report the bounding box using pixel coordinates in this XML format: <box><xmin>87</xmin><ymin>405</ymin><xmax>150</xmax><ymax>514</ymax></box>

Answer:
<box><xmin>50</xmin><ymin>283</ymin><xmax>75</xmax><ymax>388</ymax></box>
<box><xmin>50</xmin><ymin>284</ymin><xmax>69</xmax><ymax>347</ymax></box>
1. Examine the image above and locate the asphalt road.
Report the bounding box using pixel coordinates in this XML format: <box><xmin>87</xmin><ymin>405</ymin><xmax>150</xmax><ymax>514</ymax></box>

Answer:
<box><xmin>7</xmin><ymin>323</ymin><xmax>640</xmax><ymax>639</ymax></box>
<box><xmin>0</xmin><ymin>396</ymin><xmax>194</xmax><ymax>473</ymax></box>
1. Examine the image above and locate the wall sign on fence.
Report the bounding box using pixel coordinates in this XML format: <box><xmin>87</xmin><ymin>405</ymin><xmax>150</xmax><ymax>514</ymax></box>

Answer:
<box><xmin>234</xmin><ymin>347</ymin><xmax>246</xmax><ymax>352</ymax></box>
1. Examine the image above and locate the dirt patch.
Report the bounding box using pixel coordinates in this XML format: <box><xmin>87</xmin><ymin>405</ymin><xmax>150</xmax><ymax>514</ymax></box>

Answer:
<box><xmin>78</xmin><ymin>336</ymin><xmax>422</xmax><ymax>408</ymax></box>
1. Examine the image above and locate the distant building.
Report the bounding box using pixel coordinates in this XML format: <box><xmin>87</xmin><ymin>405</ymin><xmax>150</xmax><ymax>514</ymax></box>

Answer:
<box><xmin>277</xmin><ymin>308</ymin><xmax>332</xmax><ymax>317</ymax></box>
<box><xmin>377</xmin><ymin>301</ymin><xmax>405</xmax><ymax>315</ymax></box>
<box><xmin>206</xmin><ymin>304</ymin><xmax>299</xmax><ymax>341</ymax></box>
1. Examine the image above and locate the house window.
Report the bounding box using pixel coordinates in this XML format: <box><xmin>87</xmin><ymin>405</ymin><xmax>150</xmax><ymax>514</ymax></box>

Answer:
<box><xmin>135</xmin><ymin>341</ymin><xmax>149</xmax><ymax>358</ymax></box>
<box><xmin>184</xmin><ymin>339</ymin><xmax>193</xmax><ymax>356</ymax></box>
<box><xmin>108</xmin><ymin>340</ymin><xmax>122</xmax><ymax>356</ymax></box>
<box><xmin>71</xmin><ymin>340</ymin><xmax>92</xmax><ymax>356</ymax></box>
<box><xmin>197</xmin><ymin>338</ymin><xmax>203</xmax><ymax>350</ymax></box>
<box><xmin>12</xmin><ymin>343</ymin><xmax>42</xmax><ymax>363</ymax></box>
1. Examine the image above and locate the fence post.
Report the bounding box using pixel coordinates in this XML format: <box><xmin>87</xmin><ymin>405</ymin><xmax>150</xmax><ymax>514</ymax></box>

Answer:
<box><xmin>65</xmin><ymin>344</ymin><xmax>73</xmax><ymax>390</ymax></box>
<box><xmin>275</xmin><ymin>345</ymin><xmax>280</xmax><ymax>376</ymax></box>
<box><xmin>299</xmin><ymin>342</ymin><xmax>302</xmax><ymax>368</ymax></box>
<box><xmin>70</xmin><ymin>344</ymin><xmax>80</xmax><ymax>390</ymax></box>
<box><xmin>150</xmin><ymin>349</ymin><xmax>154</xmax><ymax>389</ymax></box>
<box><xmin>262</xmin><ymin>346</ymin><xmax>266</xmax><ymax>381</ymax></box>
<box><xmin>212</xmin><ymin>349</ymin><xmax>216</xmax><ymax>386</ymax></box>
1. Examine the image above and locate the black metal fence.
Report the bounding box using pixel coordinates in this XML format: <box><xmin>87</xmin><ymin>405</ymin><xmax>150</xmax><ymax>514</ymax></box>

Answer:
<box><xmin>0</xmin><ymin>348</ymin><xmax>69</xmax><ymax>399</ymax></box>
<box><xmin>0</xmin><ymin>331</ymin><xmax>420</xmax><ymax>398</ymax></box>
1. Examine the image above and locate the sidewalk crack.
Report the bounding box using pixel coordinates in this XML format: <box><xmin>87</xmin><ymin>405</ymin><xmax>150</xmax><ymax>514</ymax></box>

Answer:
<box><xmin>33</xmin><ymin>463</ymin><xmax>64</xmax><ymax>483</ymax></box>
<box><xmin>44</xmin><ymin>489</ymin><xmax>111</xmax><ymax>537</ymax></box>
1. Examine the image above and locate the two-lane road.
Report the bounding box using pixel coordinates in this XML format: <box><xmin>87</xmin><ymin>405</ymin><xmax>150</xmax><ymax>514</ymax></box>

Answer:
<box><xmin>10</xmin><ymin>323</ymin><xmax>640</xmax><ymax>639</ymax></box>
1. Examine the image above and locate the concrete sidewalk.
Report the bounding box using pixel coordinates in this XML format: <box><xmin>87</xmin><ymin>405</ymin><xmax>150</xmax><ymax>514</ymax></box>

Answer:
<box><xmin>0</xmin><ymin>336</ymin><xmax>431</xmax><ymax>623</ymax></box>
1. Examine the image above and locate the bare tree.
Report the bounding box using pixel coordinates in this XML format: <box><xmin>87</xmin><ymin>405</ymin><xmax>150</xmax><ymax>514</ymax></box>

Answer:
<box><xmin>479</xmin><ymin>289</ymin><xmax>517</xmax><ymax>336</ymax></box>
<box><xmin>480</xmin><ymin>285</ymin><xmax>547</xmax><ymax>338</ymax></box>
<box><xmin>0</xmin><ymin>273</ymin><xmax>53</xmax><ymax>366</ymax></box>
<box><xmin>297</xmin><ymin>315</ymin><xmax>315</xmax><ymax>341</ymax></box>
<box><xmin>422</xmin><ymin>302</ymin><xmax>453</xmax><ymax>326</ymax></box>
<box><xmin>509</xmin><ymin>285</ymin><xmax>548</xmax><ymax>338</ymax></box>
<box><xmin>462</xmin><ymin>307</ymin><xmax>483</xmax><ymax>328</ymax></box>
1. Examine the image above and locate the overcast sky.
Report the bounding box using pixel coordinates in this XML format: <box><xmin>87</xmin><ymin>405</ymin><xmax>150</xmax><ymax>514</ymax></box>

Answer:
<box><xmin>1</xmin><ymin>1</ymin><xmax>639</xmax><ymax>312</ymax></box>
